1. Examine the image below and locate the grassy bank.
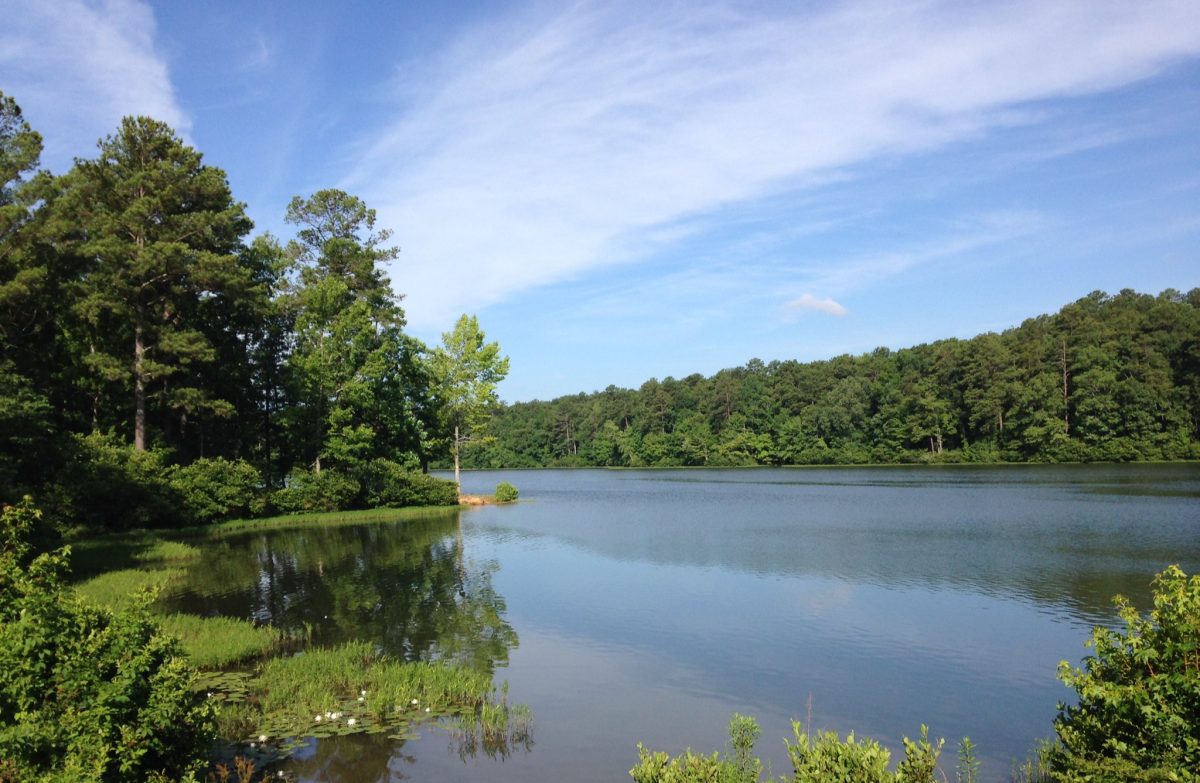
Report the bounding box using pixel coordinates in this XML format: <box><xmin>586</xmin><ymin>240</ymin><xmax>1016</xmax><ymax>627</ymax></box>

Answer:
<box><xmin>62</xmin><ymin>501</ymin><xmax>529</xmax><ymax>774</ymax></box>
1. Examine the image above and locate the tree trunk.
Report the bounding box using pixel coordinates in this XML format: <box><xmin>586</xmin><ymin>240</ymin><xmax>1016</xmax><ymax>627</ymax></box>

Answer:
<box><xmin>453</xmin><ymin>424</ymin><xmax>461</xmax><ymax>491</ymax></box>
<box><xmin>134</xmin><ymin>324</ymin><xmax>146</xmax><ymax>451</ymax></box>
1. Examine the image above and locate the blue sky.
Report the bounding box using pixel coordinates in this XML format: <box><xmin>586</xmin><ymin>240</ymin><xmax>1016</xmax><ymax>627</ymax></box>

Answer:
<box><xmin>2</xmin><ymin>0</ymin><xmax>1198</xmax><ymax>402</ymax></box>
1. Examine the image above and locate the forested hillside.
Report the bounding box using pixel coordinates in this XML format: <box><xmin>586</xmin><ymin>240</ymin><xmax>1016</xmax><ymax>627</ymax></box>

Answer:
<box><xmin>465</xmin><ymin>289</ymin><xmax>1200</xmax><ymax>468</ymax></box>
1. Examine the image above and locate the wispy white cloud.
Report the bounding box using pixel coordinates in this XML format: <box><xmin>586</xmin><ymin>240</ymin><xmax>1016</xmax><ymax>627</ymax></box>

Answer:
<box><xmin>343</xmin><ymin>0</ymin><xmax>1200</xmax><ymax>329</ymax></box>
<box><xmin>786</xmin><ymin>294</ymin><xmax>849</xmax><ymax>317</ymax></box>
<box><xmin>0</xmin><ymin>0</ymin><xmax>186</xmax><ymax>168</ymax></box>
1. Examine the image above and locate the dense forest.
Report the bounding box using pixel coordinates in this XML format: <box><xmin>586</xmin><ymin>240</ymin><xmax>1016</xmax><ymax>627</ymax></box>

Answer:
<box><xmin>0</xmin><ymin>91</ymin><xmax>510</xmax><ymax>534</ymax></box>
<box><xmin>464</xmin><ymin>289</ymin><xmax>1200</xmax><ymax>469</ymax></box>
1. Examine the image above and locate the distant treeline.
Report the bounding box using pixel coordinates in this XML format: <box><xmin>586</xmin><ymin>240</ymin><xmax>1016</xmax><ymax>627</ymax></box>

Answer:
<box><xmin>464</xmin><ymin>289</ymin><xmax>1200</xmax><ymax>468</ymax></box>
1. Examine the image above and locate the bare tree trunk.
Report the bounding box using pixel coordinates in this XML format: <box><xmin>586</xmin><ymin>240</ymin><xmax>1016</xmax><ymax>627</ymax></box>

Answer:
<box><xmin>453</xmin><ymin>424</ymin><xmax>461</xmax><ymax>491</ymax></box>
<box><xmin>134</xmin><ymin>324</ymin><xmax>146</xmax><ymax>451</ymax></box>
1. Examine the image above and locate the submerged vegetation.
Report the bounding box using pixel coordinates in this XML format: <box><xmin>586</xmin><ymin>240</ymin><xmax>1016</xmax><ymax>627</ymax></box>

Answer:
<box><xmin>631</xmin><ymin>565</ymin><xmax>1200</xmax><ymax>783</ymax></box>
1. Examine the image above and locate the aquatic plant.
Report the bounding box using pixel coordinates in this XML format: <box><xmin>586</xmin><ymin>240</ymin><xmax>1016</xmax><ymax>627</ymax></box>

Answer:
<box><xmin>494</xmin><ymin>481</ymin><xmax>519</xmax><ymax>503</ymax></box>
<box><xmin>216</xmin><ymin>641</ymin><xmax>529</xmax><ymax>753</ymax></box>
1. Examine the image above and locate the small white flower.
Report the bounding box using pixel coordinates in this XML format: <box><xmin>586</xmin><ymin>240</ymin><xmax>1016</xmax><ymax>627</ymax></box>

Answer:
<box><xmin>325</xmin><ymin>711</ymin><xmax>333</xmax><ymax>719</ymax></box>
<box><xmin>249</xmin><ymin>742</ymin><xmax>256</xmax><ymax>749</ymax></box>
<box><xmin>314</xmin><ymin>715</ymin><xmax>322</xmax><ymax>722</ymax></box>
<box><xmin>357</xmin><ymin>696</ymin><xmax>364</xmax><ymax>702</ymax></box>
<box><xmin>360</xmin><ymin>689</ymin><xmax>367</xmax><ymax>697</ymax></box>
<box><xmin>347</xmin><ymin>717</ymin><xmax>357</xmax><ymax>726</ymax></box>
<box><xmin>424</xmin><ymin>707</ymin><xmax>430</xmax><ymax>713</ymax></box>
<box><xmin>411</xmin><ymin>698</ymin><xmax>419</xmax><ymax>706</ymax></box>
<box><xmin>206</xmin><ymin>692</ymin><xmax>214</xmax><ymax>698</ymax></box>
<box><xmin>259</xmin><ymin>734</ymin><xmax>267</xmax><ymax>743</ymax></box>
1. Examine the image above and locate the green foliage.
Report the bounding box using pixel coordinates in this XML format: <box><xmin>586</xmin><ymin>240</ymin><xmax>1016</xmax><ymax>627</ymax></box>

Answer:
<box><xmin>1011</xmin><ymin>740</ymin><xmax>1055</xmax><ymax>783</ymax></box>
<box><xmin>61</xmin><ymin>115</ymin><xmax>254</xmax><ymax>452</ymax></box>
<box><xmin>156</xmin><ymin>614</ymin><xmax>281</xmax><ymax>670</ymax></box>
<box><xmin>167</xmin><ymin>457</ymin><xmax>264</xmax><ymax>524</ymax></box>
<box><xmin>955</xmin><ymin>736</ymin><xmax>979</xmax><ymax>783</ymax></box>
<box><xmin>630</xmin><ymin>714</ymin><xmax>762</xmax><ymax>783</ymax></box>
<box><xmin>1051</xmin><ymin>565</ymin><xmax>1200</xmax><ymax>781</ymax></box>
<box><xmin>494</xmin><ymin>481</ymin><xmax>519</xmax><ymax>503</ymax></box>
<box><xmin>271</xmin><ymin>468</ymin><xmax>360</xmax><ymax>514</ymax></box>
<box><xmin>785</xmin><ymin>722</ymin><xmax>894</xmax><ymax>782</ymax></box>
<box><xmin>73</xmin><ymin>567</ymin><xmax>186</xmax><ymax>611</ymax></box>
<box><xmin>360</xmin><ymin>458</ymin><xmax>458</xmax><ymax>508</ymax></box>
<box><xmin>466</xmin><ymin>290</ymin><xmax>1200</xmax><ymax>469</ymax></box>
<box><xmin>633</xmin><ymin>716</ymin><xmax>951</xmax><ymax>783</ymax></box>
<box><xmin>895</xmin><ymin>725</ymin><xmax>944</xmax><ymax>783</ymax></box>
<box><xmin>238</xmin><ymin>640</ymin><xmax>526</xmax><ymax>749</ymax></box>
<box><xmin>429</xmin><ymin>314</ymin><xmax>510</xmax><ymax>486</ymax></box>
<box><xmin>0</xmin><ymin>499</ymin><xmax>214</xmax><ymax>782</ymax></box>
<box><xmin>49</xmin><ymin>432</ymin><xmax>184</xmax><ymax>531</ymax></box>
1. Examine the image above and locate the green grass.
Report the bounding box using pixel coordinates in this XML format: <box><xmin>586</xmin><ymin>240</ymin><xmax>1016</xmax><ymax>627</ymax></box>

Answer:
<box><xmin>157</xmin><ymin>613</ymin><xmax>282</xmax><ymax>669</ymax></box>
<box><xmin>73</xmin><ymin>567</ymin><xmax>186</xmax><ymax>610</ymax></box>
<box><xmin>62</xmin><ymin>503</ymin><xmax>533</xmax><ymax>757</ymax></box>
<box><xmin>68</xmin><ymin>533</ymin><xmax>201</xmax><ymax>580</ymax></box>
<box><xmin>195</xmin><ymin>505</ymin><xmax>459</xmax><ymax>538</ymax></box>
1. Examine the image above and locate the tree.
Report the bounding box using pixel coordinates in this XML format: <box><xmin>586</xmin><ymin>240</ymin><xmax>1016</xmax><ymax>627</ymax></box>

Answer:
<box><xmin>430</xmin><ymin>315</ymin><xmax>509</xmax><ymax>489</ymax></box>
<box><xmin>62</xmin><ymin>116</ymin><xmax>253</xmax><ymax>451</ymax></box>
<box><xmin>281</xmin><ymin>190</ymin><xmax>433</xmax><ymax>481</ymax></box>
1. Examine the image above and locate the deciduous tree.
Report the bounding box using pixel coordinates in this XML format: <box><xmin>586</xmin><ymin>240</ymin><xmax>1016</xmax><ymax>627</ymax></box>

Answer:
<box><xmin>430</xmin><ymin>315</ymin><xmax>509</xmax><ymax>489</ymax></box>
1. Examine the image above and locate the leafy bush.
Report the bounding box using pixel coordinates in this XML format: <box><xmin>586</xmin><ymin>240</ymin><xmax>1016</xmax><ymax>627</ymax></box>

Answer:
<box><xmin>47</xmin><ymin>432</ymin><xmax>185</xmax><ymax>531</ymax></box>
<box><xmin>631</xmin><ymin>713</ymin><xmax>763</xmax><ymax>783</ymax></box>
<box><xmin>167</xmin><ymin>457</ymin><xmax>264</xmax><ymax>524</ymax></box>
<box><xmin>0</xmin><ymin>498</ymin><xmax>214</xmax><ymax>782</ymax></box>
<box><xmin>494</xmin><ymin>481</ymin><xmax>519</xmax><ymax>503</ymax></box>
<box><xmin>360</xmin><ymin>459</ymin><xmax>459</xmax><ymax>508</ymax></box>
<box><xmin>633</xmin><ymin>716</ymin><xmax>947</xmax><ymax>783</ymax></box>
<box><xmin>787</xmin><ymin>722</ymin><xmax>942</xmax><ymax>783</ymax></box>
<box><xmin>271</xmin><ymin>468</ymin><xmax>360</xmax><ymax>514</ymax></box>
<box><xmin>1050</xmin><ymin>565</ymin><xmax>1200</xmax><ymax>781</ymax></box>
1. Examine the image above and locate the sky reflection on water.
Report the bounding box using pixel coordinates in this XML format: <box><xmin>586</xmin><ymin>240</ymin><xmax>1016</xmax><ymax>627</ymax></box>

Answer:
<box><xmin>168</xmin><ymin>464</ymin><xmax>1199</xmax><ymax>782</ymax></box>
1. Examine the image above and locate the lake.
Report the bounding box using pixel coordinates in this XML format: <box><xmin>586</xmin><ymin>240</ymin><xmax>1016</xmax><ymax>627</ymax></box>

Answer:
<box><xmin>164</xmin><ymin>464</ymin><xmax>1200</xmax><ymax>781</ymax></box>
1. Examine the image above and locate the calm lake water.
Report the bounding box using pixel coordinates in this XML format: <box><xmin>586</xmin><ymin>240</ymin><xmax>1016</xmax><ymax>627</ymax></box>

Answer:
<box><xmin>164</xmin><ymin>464</ymin><xmax>1200</xmax><ymax>781</ymax></box>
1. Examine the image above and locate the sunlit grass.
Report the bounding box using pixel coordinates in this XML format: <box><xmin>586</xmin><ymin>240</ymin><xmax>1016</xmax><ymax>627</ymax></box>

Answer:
<box><xmin>73</xmin><ymin>567</ymin><xmax>185</xmax><ymax>610</ymax></box>
<box><xmin>157</xmin><ymin>613</ymin><xmax>282</xmax><ymax>669</ymax></box>
<box><xmin>197</xmin><ymin>505</ymin><xmax>460</xmax><ymax>538</ymax></box>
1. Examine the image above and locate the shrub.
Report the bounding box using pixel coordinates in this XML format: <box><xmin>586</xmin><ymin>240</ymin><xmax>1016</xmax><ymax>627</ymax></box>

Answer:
<box><xmin>271</xmin><ymin>468</ymin><xmax>360</xmax><ymax>514</ymax></box>
<box><xmin>494</xmin><ymin>481</ymin><xmax>519</xmax><ymax>503</ymax></box>
<box><xmin>631</xmin><ymin>713</ymin><xmax>762</xmax><ymax>783</ymax></box>
<box><xmin>167</xmin><ymin>457</ymin><xmax>263</xmax><ymax>524</ymax></box>
<box><xmin>0</xmin><ymin>498</ymin><xmax>214</xmax><ymax>782</ymax></box>
<box><xmin>785</xmin><ymin>723</ymin><xmax>893</xmax><ymax>783</ymax></box>
<box><xmin>360</xmin><ymin>459</ymin><xmax>459</xmax><ymax>508</ymax></box>
<box><xmin>48</xmin><ymin>432</ymin><xmax>184</xmax><ymax>531</ymax></box>
<box><xmin>1050</xmin><ymin>565</ymin><xmax>1200</xmax><ymax>781</ymax></box>
<box><xmin>787</xmin><ymin>722</ymin><xmax>942</xmax><ymax>783</ymax></box>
